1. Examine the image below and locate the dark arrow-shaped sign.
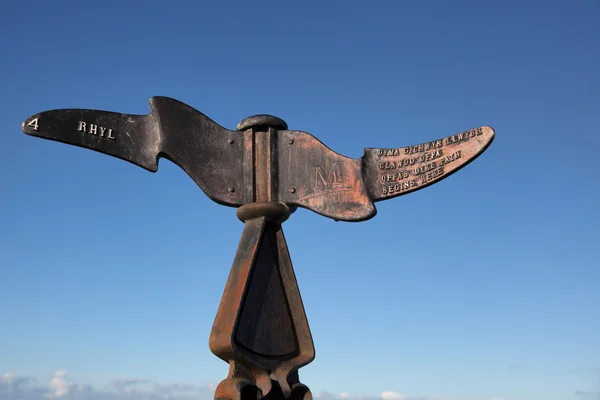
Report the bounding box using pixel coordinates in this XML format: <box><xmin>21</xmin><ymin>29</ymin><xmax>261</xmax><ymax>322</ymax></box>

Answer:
<box><xmin>22</xmin><ymin>96</ymin><xmax>495</xmax><ymax>220</ymax></box>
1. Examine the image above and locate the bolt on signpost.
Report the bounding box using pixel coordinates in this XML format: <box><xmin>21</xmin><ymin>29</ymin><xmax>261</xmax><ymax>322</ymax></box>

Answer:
<box><xmin>22</xmin><ymin>97</ymin><xmax>495</xmax><ymax>400</ymax></box>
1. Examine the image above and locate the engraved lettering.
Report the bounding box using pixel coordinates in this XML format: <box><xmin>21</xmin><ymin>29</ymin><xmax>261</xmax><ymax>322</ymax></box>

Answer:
<box><xmin>78</xmin><ymin>121</ymin><xmax>116</xmax><ymax>140</ymax></box>
<box><xmin>370</xmin><ymin>126</ymin><xmax>493</xmax><ymax>201</ymax></box>
<box><xmin>420</xmin><ymin>167</ymin><xmax>444</xmax><ymax>185</ymax></box>
<box><xmin>382</xmin><ymin>179</ymin><xmax>416</xmax><ymax>195</ymax></box>
<box><xmin>27</xmin><ymin>118</ymin><xmax>39</xmax><ymax>131</ymax></box>
<box><xmin>381</xmin><ymin>148</ymin><xmax>401</xmax><ymax>157</ymax></box>
<box><xmin>399</xmin><ymin>158</ymin><xmax>415</xmax><ymax>167</ymax></box>
<box><xmin>380</xmin><ymin>170</ymin><xmax>410</xmax><ymax>183</ymax></box>
<box><xmin>439</xmin><ymin>150</ymin><xmax>462</xmax><ymax>166</ymax></box>
<box><xmin>379</xmin><ymin>158</ymin><xmax>416</xmax><ymax>170</ymax></box>
<box><xmin>418</xmin><ymin>149</ymin><xmax>443</xmax><ymax>163</ymax></box>
<box><xmin>379</xmin><ymin>141</ymin><xmax>443</xmax><ymax>158</ymax></box>
<box><xmin>413</xmin><ymin>161</ymin><xmax>437</xmax><ymax>176</ymax></box>
<box><xmin>404</xmin><ymin>139</ymin><xmax>443</xmax><ymax>155</ymax></box>
<box><xmin>378</xmin><ymin>128</ymin><xmax>485</xmax><ymax>160</ymax></box>
<box><xmin>445</xmin><ymin>128</ymin><xmax>482</xmax><ymax>145</ymax></box>
<box><xmin>315</xmin><ymin>163</ymin><xmax>343</xmax><ymax>189</ymax></box>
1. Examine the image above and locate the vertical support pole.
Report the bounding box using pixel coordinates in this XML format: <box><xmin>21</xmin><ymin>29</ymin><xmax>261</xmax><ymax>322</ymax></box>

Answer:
<box><xmin>209</xmin><ymin>116</ymin><xmax>315</xmax><ymax>400</ymax></box>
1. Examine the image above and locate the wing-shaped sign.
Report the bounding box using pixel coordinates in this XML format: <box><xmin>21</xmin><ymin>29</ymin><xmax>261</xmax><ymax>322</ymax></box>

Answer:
<box><xmin>22</xmin><ymin>97</ymin><xmax>494</xmax><ymax>221</ymax></box>
<box><xmin>362</xmin><ymin>126</ymin><xmax>495</xmax><ymax>201</ymax></box>
<box><xmin>22</xmin><ymin>97</ymin><xmax>244</xmax><ymax>207</ymax></box>
<box><xmin>275</xmin><ymin>127</ymin><xmax>494</xmax><ymax>221</ymax></box>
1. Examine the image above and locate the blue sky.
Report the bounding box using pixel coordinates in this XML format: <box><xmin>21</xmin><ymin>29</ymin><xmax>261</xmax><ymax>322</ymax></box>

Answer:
<box><xmin>1</xmin><ymin>1</ymin><xmax>598</xmax><ymax>400</ymax></box>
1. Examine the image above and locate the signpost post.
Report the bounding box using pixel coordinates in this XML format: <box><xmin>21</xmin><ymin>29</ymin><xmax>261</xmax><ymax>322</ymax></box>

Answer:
<box><xmin>22</xmin><ymin>96</ymin><xmax>495</xmax><ymax>400</ymax></box>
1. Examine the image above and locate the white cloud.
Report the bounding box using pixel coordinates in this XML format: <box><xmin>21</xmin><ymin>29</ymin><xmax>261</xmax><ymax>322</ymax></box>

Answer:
<box><xmin>45</xmin><ymin>371</ymin><xmax>74</xmax><ymax>399</ymax></box>
<box><xmin>1</xmin><ymin>372</ymin><xmax>36</xmax><ymax>386</ymax></box>
<box><xmin>0</xmin><ymin>372</ymin><xmax>38</xmax><ymax>396</ymax></box>
<box><xmin>338</xmin><ymin>392</ymin><xmax>349</xmax><ymax>398</ymax></box>
<box><xmin>1</xmin><ymin>373</ymin><xmax>17</xmax><ymax>384</ymax></box>
<box><xmin>381</xmin><ymin>391</ymin><xmax>404</xmax><ymax>400</ymax></box>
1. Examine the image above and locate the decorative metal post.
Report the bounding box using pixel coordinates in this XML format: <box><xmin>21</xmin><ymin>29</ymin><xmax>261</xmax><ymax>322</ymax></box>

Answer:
<box><xmin>21</xmin><ymin>97</ymin><xmax>495</xmax><ymax>400</ymax></box>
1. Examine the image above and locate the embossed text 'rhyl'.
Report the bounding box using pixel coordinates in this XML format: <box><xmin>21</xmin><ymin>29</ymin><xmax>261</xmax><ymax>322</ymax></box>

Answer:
<box><xmin>77</xmin><ymin>121</ymin><xmax>115</xmax><ymax>140</ymax></box>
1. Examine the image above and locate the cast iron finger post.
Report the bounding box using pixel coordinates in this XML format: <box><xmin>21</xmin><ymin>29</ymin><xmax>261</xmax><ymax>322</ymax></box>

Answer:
<box><xmin>21</xmin><ymin>97</ymin><xmax>495</xmax><ymax>400</ymax></box>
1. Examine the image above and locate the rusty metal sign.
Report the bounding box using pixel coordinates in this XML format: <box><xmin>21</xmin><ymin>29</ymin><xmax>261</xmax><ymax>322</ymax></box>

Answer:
<box><xmin>21</xmin><ymin>97</ymin><xmax>495</xmax><ymax>400</ymax></box>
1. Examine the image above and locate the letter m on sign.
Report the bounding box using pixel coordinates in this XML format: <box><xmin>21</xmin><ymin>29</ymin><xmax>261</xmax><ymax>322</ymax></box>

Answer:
<box><xmin>314</xmin><ymin>162</ymin><xmax>343</xmax><ymax>190</ymax></box>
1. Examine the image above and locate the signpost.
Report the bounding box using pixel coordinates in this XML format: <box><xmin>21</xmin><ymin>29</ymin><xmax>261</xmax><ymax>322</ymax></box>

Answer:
<box><xmin>21</xmin><ymin>96</ymin><xmax>495</xmax><ymax>400</ymax></box>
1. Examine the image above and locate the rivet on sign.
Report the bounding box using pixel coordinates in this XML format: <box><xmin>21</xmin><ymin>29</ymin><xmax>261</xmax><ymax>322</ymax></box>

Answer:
<box><xmin>290</xmin><ymin>187</ymin><xmax>296</xmax><ymax>194</ymax></box>
<box><xmin>228</xmin><ymin>187</ymin><xmax>235</xmax><ymax>193</ymax></box>
<box><xmin>228</xmin><ymin>139</ymin><xmax>234</xmax><ymax>144</ymax></box>
<box><xmin>288</xmin><ymin>139</ymin><xmax>294</xmax><ymax>145</ymax></box>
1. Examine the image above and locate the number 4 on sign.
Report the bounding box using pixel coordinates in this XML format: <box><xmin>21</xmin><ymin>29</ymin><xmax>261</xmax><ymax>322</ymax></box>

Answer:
<box><xmin>27</xmin><ymin>118</ymin><xmax>39</xmax><ymax>131</ymax></box>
